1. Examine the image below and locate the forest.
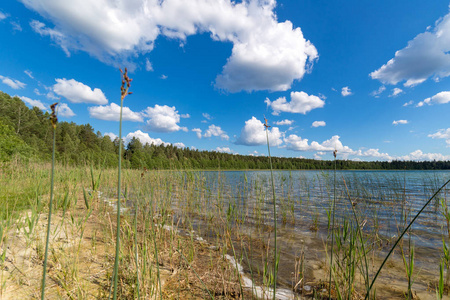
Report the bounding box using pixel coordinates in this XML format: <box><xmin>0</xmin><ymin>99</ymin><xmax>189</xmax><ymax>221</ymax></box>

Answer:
<box><xmin>1</xmin><ymin>91</ymin><xmax>450</xmax><ymax>170</ymax></box>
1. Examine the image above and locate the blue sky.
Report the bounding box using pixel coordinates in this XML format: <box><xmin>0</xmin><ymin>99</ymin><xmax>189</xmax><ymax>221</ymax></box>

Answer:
<box><xmin>1</xmin><ymin>0</ymin><xmax>450</xmax><ymax>161</ymax></box>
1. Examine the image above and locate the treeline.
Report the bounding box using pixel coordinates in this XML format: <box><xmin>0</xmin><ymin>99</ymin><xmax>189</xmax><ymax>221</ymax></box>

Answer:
<box><xmin>1</xmin><ymin>91</ymin><xmax>450</xmax><ymax>170</ymax></box>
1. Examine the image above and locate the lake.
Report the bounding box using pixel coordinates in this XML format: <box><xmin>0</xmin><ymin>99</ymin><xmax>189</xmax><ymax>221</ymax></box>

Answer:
<box><xmin>147</xmin><ymin>169</ymin><xmax>450</xmax><ymax>298</ymax></box>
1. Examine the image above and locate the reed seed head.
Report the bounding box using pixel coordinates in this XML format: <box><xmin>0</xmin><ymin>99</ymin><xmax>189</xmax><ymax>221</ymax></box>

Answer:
<box><xmin>50</xmin><ymin>102</ymin><xmax>58</xmax><ymax>128</ymax></box>
<box><xmin>120</xmin><ymin>68</ymin><xmax>133</xmax><ymax>101</ymax></box>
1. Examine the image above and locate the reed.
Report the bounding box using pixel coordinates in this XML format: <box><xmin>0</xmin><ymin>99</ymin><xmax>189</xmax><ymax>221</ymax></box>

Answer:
<box><xmin>40</xmin><ymin>102</ymin><xmax>58</xmax><ymax>300</ymax></box>
<box><xmin>263</xmin><ymin>117</ymin><xmax>278</xmax><ymax>300</ymax></box>
<box><xmin>112</xmin><ymin>68</ymin><xmax>132</xmax><ymax>300</ymax></box>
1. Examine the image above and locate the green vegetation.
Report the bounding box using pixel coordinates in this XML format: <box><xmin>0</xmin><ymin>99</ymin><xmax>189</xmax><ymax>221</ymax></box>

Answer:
<box><xmin>2</xmin><ymin>90</ymin><xmax>450</xmax><ymax>170</ymax></box>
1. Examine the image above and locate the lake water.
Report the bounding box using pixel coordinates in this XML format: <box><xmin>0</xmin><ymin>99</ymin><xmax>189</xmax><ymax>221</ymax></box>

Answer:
<box><xmin>169</xmin><ymin>170</ymin><xmax>450</xmax><ymax>297</ymax></box>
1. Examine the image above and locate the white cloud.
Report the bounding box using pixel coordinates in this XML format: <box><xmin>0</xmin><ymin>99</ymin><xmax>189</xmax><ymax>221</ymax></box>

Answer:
<box><xmin>30</xmin><ymin>20</ymin><xmax>70</xmax><ymax>56</ymax></box>
<box><xmin>202</xmin><ymin>113</ymin><xmax>212</xmax><ymax>120</ymax></box>
<box><xmin>124</xmin><ymin>130</ymin><xmax>169</xmax><ymax>146</ymax></box>
<box><xmin>265</xmin><ymin>91</ymin><xmax>325</xmax><ymax>115</ymax></box>
<box><xmin>370</xmin><ymin>9</ymin><xmax>450</xmax><ymax>86</ymax></box>
<box><xmin>403</xmin><ymin>100</ymin><xmax>414</xmax><ymax>107</ymax></box>
<box><xmin>19</xmin><ymin>96</ymin><xmax>46</xmax><ymax>110</ymax></box>
<box><xmin>11</xmin><ymin>21</ymin><xmax>22</xmax><ymax>31</ymax></box>
<box><xmin>274</xmin><ymin>119</ymin><xmax>294</xmax><ymax>126</ymax></box>
<box><xmin>370</xmin><ymin>85</ymin><xmax>386</xmax><ymax>97</ymax></box>
<box><xmin>58</xmin><ymin>103</ymin><xmax>75</xmax><ymax>117</ymax></box>
<box><xmin>356</xmin><ymin>148</ymin><xmax>392</xmax><ymax>160</ymax></box>
<box><xmin>144</xmin><ymin>104</ymin><xmax>187</xmax><ymax>132</ymax></box>
<box><xmin>397</xmin><ymin>150</ymin><xmax>450</xmax><ymax>161</ymax></box>
<box><xmin>416</xmin><ymin>91</ymin><xmax>450</xmax><ymax>107</ymax></box>
<box><xmin>249</xmin><ymin>150</ymin><xmax>262</xmax><ymax>156</ymax></box>
<box><xmin>285</xmin><ymin>135</ymin><xmax>354</xmax><ymax>158</ymax></box>
<box><xmin>0</xmin><ymin>75</ymin><xmax>26</xmax><ymax>89</ymax></box>
<box><xmin>312</xmin><ymin>121</ymin><xmax>326</xmax><ymax>127</ymax></box>
<box><xmin>204</xmin><ymin>124</ymin><xmax>229</xmax><ymax>140</ymax></box>
<box><xmin>46</xmin><ymin>91</ymin><xmax>59</xmax><ymax>100</ymax></box>
<box><xmin>24</xmin><ymin>70</ymin><xmax>34</xmax><ymax>79</ymax></box>
<box><xmin>390</xmin><ymin>88</ymin><xmax>403</xmax><ymax>97</ymax></box>
<box><xmin>392</xmin><ymin>119</ymin><xmax>408</xmax><ymax>125</ymax></box>
<box><xmin>160</xmin><ymin>74</ymin><xmax>168</xmax><ymax>80</ymax></box>
<box><xmin>21</xmin><ymin>0</ymin><xmax>317</xmax><ymax>92</ymax></box>
<box><xmin>428</xmin><ymin>128</ymin><xmax>450</xmax><ymax>147</ymax></box>
<box><xmin>53</xmin><ymin>78</ymin><xmax>108</xmax><ymax>104</ymax></box>
<box><xmin>341</xmin><ymin>86</ymin><xmax>352</xmax><ymax>97</ymax></box>
<box><xmin>145</xmin><ymin>58</ymin><xmax>153</xmax><ymax>71</ymax></box>
<box><xmin>0</xmin><ymin>11</ymin><xmax>8</xmax><ymax>21</ymax></box>
<box><xmin>173</xmin><ymin>142</ymin><xmax>186</xmax><ymax>148</ymax></box>
<box><xmin>215</xmin><ymin>147</ymin><xmax>236</xmax><ymax>154</ymax></box>
<box><xmin>181</xmin><ymin>113</ymin><xmax>190</xmax><ymax>118</ymax></box>
<box><xmin>88</xmin><ymin>103</ymin><xmax>143</xmax><ymax>122</ymax></box>
<box><xmin>104</xmin><ymin>132</ymin><xmax>117</xmax><ymax>141</ymax></box>
<box><xmin>192</xmin><ymin>128</ymin><xmax>202</xmax><ymax>139</ymax></box>
<box><xmin>236</xmin><ymin>116</ymin><xmax>283</xmax><ymax>146</ymax></box>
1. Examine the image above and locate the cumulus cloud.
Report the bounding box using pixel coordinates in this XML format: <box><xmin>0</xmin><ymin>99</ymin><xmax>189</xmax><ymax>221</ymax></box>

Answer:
<box><xmin>428</xmin><ymin>128</ymin><xmax>450</xmax><ymax>147</ymax></box>
<box><xmin>204</xmin><ymin>124</ymin><xmax>229</xmax><ymax>140</ymax></box>
<box><xmin>24</xmin><ymin>70</ymin><xmax>34</xmax><ymax>79</ymax></box>
<box><xmin>104</xmin><ymin>132</ymin><xmax>117</xmax><ymax>141</ymax></box>
<box><xmin>392</xmin><ymin>120</ymin><xmax>408</xmax><ymax>125</ymax></box>
<box><xmin>283</xmin><ymin>132</ymin><xmax>450</xmax><ymax>161</ymax></box>
<box><xmin>160</xmin><ymin>74</ymin><xmax>168</xmax><ymax>80</ymax></box>
<box><xmin>370</xmin><ymin>85</ymin><xmax>386</xmax><ymax>97</ymax></box>
<box><xmin>215</xmin><ymin>147</ymin><xmax>236</xmax><ymax>154</ymax></box>
<box><xmin>174</xmin><ymin>142</ymin><xmax>186</xmax><ymax>148</ymax></box>
<box><xmin>417</xmin><ymin>91</ymin><xmax>450</xmax><ymax>107</ymax></box>
<box><xmin>312</xmin><ymin>121</ymin><xmax>326</xmax><ymax>127</ymax></box>
<box><xmin>390</xmin><ymin>88</ymin><xmax>403</xmax><ymax>97</ymax></box>
<box><xmin>236</xmin><ymin>116</ymin><xmax>283</xmax><ymax>146</ymax></box>
<box><xmin>0</xmin><ymin>75</ymin><xmax>26</xmax><ymax>89</ymax></box>
<box><xmin>19</xmin><ymin>96</ymin><xmax>46</xmax><ymax>110</ymax></box>
<box><xmin>181</xmin><ymin>113</ymin><xmax>190</xmax><ymax>118</ymax></box>
<box><xmin>124</xmin><ymin>130</ymin><xmax>169</xmax><ymax>146</ymax></box>
<box><xmin>53</xmin><ymin>78</ymin><xmax>108</xmax><ymax>104</ymax></box>
<box><xmin>341</xmin><ymin>86</ymin><xmax>352</xmax><ymax>96</ymax></box>
<box><xmin>285</xmin><ymin>135</ymin><xmax>355</xmax><ymax>159</ymax></box>
<box><xmin>58</xmin><ymin>103</ymin><xmax>75</xmax><ymax>117</ymax></box>
<box><xmin>403</xmin><ymin>100</ymin><xmax>414</xmax><ymax>107</ymax></box>
<box><xmin>89</xmin><ymin>103</ymin><xmax>143</xmax><ymax>122</ymax></box>
<box><xmin>274</xmin><ymin>119</ymin><xmax>294</xmax><ymax>126</ymax></box>
<box><xmin>21</xmin><ymin>0</ymin><xmax>317</xmax><ymax>92</ymax></box>
<box><xmin>144</xmin><ymin>104</ymin><xmax>187</xmax><ymax>132</ymax></box>
<box><xmin>370</xmin><ymin>9</ymin><xmax>450</xmax><ymax>87</ymax></box>
<box><xmin>265</xmin><ymin>91</ymin><xmax>325</xmax><ymax>115</ymax></box>
<box><xmin>397</xmin><ymin>150</ymin><xmax>450</xmax><ymax>161</ymax></box>
<box><xmin>192</xmin><ymin>128</ymin><xmax>202</xmax><ymax>139</ymax></box>
<box><xmin>355</xmin><ymin>148</ymin><xmax>392</xmax><ymax>160</ymax></box>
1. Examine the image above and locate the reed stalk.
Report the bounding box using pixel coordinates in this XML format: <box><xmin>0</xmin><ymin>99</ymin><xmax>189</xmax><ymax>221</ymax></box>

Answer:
<box><xmin>112</xmin><ymin>68</ymin><xmax>132</xmax><ymax>300</ymax></box>
<box><xmin>364</xmin><ymin>178</ymin><xmax>450</xmax><ymax>299</ymax></box>
<box><xmin>329</xmin><ymin>150</ymin><xmax>337</xmax><ymax>299</ymax></box>
<box><xmin>263</xmin><ymin>117</ymin><xmax>277</xmax><ymax>300</ymax></box>
<box><xmin>40</xmin><ymin>102</ymin><xmax>58</xmax><ymax>300</ymax></box>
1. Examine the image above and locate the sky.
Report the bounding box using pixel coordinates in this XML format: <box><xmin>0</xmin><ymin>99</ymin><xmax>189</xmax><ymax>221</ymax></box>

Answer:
<box><xmin>1</xmin><ymin>0</ymin><xmax>450</xmax><ymax>161</ymax></box>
